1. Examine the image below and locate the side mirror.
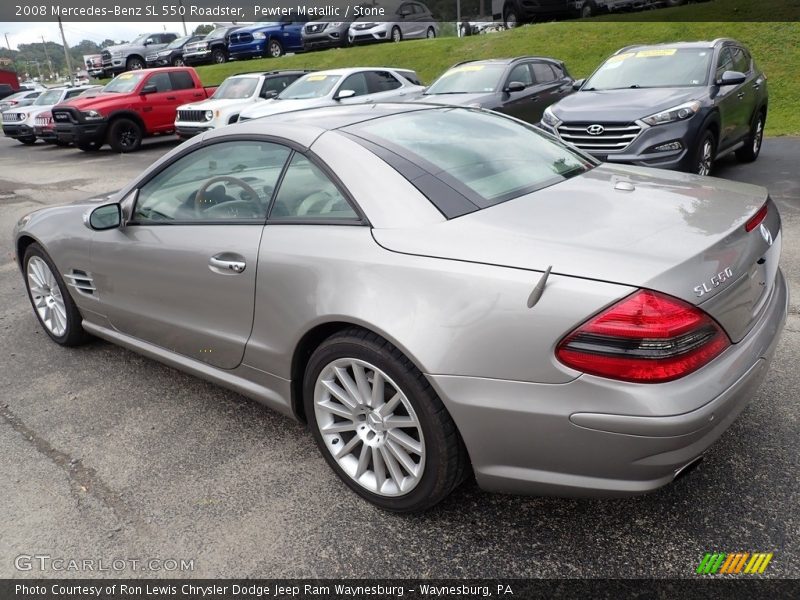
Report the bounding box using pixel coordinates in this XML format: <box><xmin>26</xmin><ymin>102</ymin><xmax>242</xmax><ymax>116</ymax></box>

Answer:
<box><xmin>504</xmin><ymin>81</ymin><xmax>526</xmax><ymax>93</ymax></box>
<box><xmin>144</xmin><ymin>39</ymin><xmax>153</xmax><ymax>46</ymax></box>
<box><xmin>572</xmin><ymin>79</ymin><xmax>585</xmax><ymax>91</ymax></box>
<box><xmin>261</xmin><ymin>89</ymin><xmax>278</xmax><ymax>99</ymax></box>
<box><xmin>86</xmin><ymin>203</ymin><xmax>122</xmax><ymax>231</ymax></box>
<box><xmin>141</xmin><ymin>83</ymin><xmax>157</xmax><ymax>95</ymax></box>
<box><xmin>335</xmin><ymin>89</ymin><xmax>357</xmax><ymax>100</ymax></box>
<box><xmin>718</xmin><ymin>70</ymin><xmax>746</xmax><ymax>86</ymax></box>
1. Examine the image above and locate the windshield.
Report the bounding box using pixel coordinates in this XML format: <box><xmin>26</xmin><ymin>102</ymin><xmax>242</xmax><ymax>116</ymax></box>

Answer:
<box><xmin>212</xmin><ymin>77</ymin><xmax>259</xmax><ymax>99</ymax></box>
<box><xmin>34</xmin><ymin>90</ymin><xmax>63</xmax><ymax>105</ymax></box>
<box><xmin>425</xmin><ymin>64</ymin><xmax>505</xmax><ymax>95</ymax></box>
<box><xmin>206</xmin><ymin>27</ymin><xmax>230</xmax><ymax>39</ymax></box>
<box><xmin>584</xmin><ymin>48</ymin><xmax>713</xmax><ymax>90</ymax></box>
<box><xmin>279</xmin><ymin>74</ymin><xmax>341</xmax><ymax>99</ymax></box>
<box><xmin>353</xmin><ymin>108</ymin><xmax>594</xmax><ymax>207</ymax></box>
<box><xmin>104</xmin><ymin>72</ymin><xmax>147</xmax><ymax>93</ymax></box>
<box><xmin>130</xmin><ymin>34</ymin><xmax>150</xmax><ymax>46</ymax></box>
<box><xmin>166</xmin><ymin>35</ymin><xmax>191</xmax><ymax>49</ymax></box>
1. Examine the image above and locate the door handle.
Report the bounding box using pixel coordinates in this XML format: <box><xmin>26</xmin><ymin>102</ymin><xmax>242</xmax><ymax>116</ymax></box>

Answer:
<box><xmin>209</xmin><ymin>254</ymin><xmax>246</xmax><ymax>274</ymax></box>
<box><xmin>737</xmin><ymin>92</ymin><xmax>746</xmax><ymax>99</ymax></box>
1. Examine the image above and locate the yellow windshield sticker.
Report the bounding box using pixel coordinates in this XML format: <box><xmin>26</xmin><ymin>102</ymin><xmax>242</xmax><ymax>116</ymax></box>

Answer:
<box><xmin>118</xmin><ymin>73</ymin><xmax>134</xmax><ymax>79</ymax></box>
<box><xmin>636</xmin><ymin>49</ymin><xmax>677</xmax><ymax>58</ymax></box>
<box><xmin>607</xmin><ymin>52</ymin><xmax>634</xmax><ymax>63</ymax></box>
<box><xmin>306</xmin><ymin>75</ymin><xmax>328</xmax><ymax>81</ymax></box>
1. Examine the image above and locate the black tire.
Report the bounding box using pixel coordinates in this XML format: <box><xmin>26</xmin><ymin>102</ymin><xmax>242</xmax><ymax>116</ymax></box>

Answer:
<box><xmin>303</xmin><ymin>328</ymin><xmax>470</xmax><ymax>512</ymax></box>
<box><xmin>504</xmin><ymin>7</ymin><xmax>519</xmax><ymax>29</ymax></box>
<box><xmin>125</xmin><ymin>56</ymin><xmax>145</xmax><ymax>71</ymax></box>
<box><xmin>691</xmin><ymin>129</ymin><xmax>716</xmax><ymax>176</ymax></box>
<box><xmin>426</xmin><ymin>27</ymin><xmax>436</xmax><ymax>39</ymax></box>
<box><xmin>23</xmin><ymin>243</ymin><xmax>91</xmax><ymax>347</ymax></box>
<box><xmin>580</xmin><ymin>1</ymin><xmax>596</xmax><ymax>18</ymax></box>
<box><xmin>18</xmin><ymin>137</ymin><xmax>36</xmax><ymax>145</ymax></box>
<box><xmin>736</xmin><ymin>111</ymin><xmax>766</xmax><ymax>163</ymax></box>
<box><xmin>267</xmin><ymin>39</ymin><xmax>283</xmax><ymax>58</ymax></box>
<box><xmin>211</xmin><ymin>48</ymin><xmax>227</xmax><ymax>64</ymax></box>
<box><xmin>391</xmin><ymin>26</ymin><xmax>403</xmax><ymax>42</ymax></box>
<box><xmin>107</xmin><ymin>118</ymin><xmax>142</xmax><ymax>153</ymax></box>
<box><xmin>171</xmin><ymin>56</ymin><xmax>186</xmax><ymax>67</ymax></box>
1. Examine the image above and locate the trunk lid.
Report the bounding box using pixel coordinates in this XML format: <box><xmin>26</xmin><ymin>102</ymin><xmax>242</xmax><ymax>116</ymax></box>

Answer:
<box><xmin>372</xmin><ymin>164</ymin><xmax>780</xmax><ymax>342</ymax></box>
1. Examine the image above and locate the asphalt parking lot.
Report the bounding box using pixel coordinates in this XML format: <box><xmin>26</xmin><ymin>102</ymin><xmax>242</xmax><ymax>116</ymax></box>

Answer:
<box><xmin>0</xmin><ymin>135</ymin><xmax>798</xmax><ymax>579</ymax></box>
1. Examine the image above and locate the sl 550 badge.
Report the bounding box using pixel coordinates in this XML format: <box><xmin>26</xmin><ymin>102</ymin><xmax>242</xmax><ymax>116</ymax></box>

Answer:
<box><xmin>694</xmin><ymin>267</ymin><xmax>734</xmax><ymax>297</ymax></box>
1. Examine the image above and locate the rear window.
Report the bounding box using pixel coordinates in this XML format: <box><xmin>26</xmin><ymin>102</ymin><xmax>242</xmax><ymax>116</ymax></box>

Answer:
<box><xmin>349</xmin><ymin>108</ymin><xmax>594</xmax><ymax>209</ymax></box>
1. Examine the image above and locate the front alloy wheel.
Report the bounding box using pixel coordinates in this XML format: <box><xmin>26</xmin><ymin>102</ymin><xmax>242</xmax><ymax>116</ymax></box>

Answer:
<box><xmin>504</xmin><ymin>9</ymin><xmax>518</xmax><ymax>29</ymax></box>
<box><xmin>267</xmin><ymin>40</ymin><xmax>283</xmax><ymax>58</ymax></box>
<box><xmin>695</xmin><ymin>131</ymin><xmax>716</xmax><ymax>176</ymax></box>
<box><xmin>391</xmin><ymin>27</ymin><xmax>402</xmax><ymax>42</ymax></box>
<box><xmin>304</xmin><ymin>329</ymin><xmax>469</xmax><ymax>512</ymax></box>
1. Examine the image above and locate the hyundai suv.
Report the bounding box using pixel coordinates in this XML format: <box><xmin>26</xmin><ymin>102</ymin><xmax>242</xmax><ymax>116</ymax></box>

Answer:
<box><xmin>540</xmin><ymin>39</ymin><xmax>768</xmax><ymax>175</ymax></box>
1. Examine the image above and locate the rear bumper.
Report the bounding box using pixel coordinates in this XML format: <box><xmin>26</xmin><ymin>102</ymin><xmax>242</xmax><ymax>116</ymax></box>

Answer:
<box><xmin>55</xmin><ymin>122</ymin><xmax>107</xmax><ymax>145</ymax></box>
<box><xmin>429</xmin><ymin>268</ymin><xmax>788</xmax><ymax>497</ymax></box>
<box><xmin>2</xmin><ymin>123</ymin><xmax>34</xmax><ymax>139</ymax></box>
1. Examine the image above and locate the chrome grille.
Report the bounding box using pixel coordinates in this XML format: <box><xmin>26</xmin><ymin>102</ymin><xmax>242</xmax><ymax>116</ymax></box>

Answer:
<box><xmin>101</xmin><ymin>50</ymin><xmax>112</xmax><ymax>63</ymax></box>
<box><xmin>3</xmin><ymin>112</ymin><xmax>23</xmax><ymax>122</ymax></box>
<box><xmin>34</xmin><ymin>114</ymin><xmax>52</xmax><ymax>127</ymax></box>
<box><xmin>556</xmin><ymin>122</ymin><xmax>642</xmax><ymax>153</ymax></box>
<box><xmin>177</xmin><ymin>109</ymin><xmax>207</xmax><ymax>123</ymax></box>
<box><xmin>64</xmin><ymin>270</ymin><xmax>96</xmax><ymax>297</ymax></box>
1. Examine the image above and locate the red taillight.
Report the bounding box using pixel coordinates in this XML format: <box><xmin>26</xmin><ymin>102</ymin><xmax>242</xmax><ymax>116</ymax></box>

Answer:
<box><xmin>745</xmin><ymin>203</ymin><xmax>768</xmax><ymax>232</ymax></box>
<box><xmin>556</xmin><ymin>290</ymin><xmax>730</xmax><ymax>383</ymax></box>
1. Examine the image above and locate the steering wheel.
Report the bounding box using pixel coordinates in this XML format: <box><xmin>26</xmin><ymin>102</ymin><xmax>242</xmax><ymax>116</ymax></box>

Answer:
<box><xmin>194</xmin><ymin>176</ymin><xmax>261</xmax><ymax>215</ymax></box>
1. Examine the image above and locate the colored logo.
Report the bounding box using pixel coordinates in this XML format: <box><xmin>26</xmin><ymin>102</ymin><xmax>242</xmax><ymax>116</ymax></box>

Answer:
<box><xmin>696</xmin><ymin>552</ymin><xmax>774</xmax><ymax>575</ymax></box>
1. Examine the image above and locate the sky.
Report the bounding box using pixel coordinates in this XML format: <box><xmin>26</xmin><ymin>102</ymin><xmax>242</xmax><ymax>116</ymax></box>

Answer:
<box><xmin>1</xmin><ymin>22</ymin><xmax>212</xmax><ymax>50</ymax></box>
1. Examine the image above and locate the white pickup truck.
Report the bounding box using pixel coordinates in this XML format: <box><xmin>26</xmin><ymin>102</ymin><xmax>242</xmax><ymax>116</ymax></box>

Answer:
<box><xmin>174</xmin><ymin>70</ymin><xmax>311</xmax><ymax>139</ymax></box>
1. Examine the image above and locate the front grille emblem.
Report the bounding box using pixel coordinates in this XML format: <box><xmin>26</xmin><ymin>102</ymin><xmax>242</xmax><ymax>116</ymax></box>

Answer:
<box><xmin>587</xmin><ymin>124</ymin><xmax>605</xmax><ymax>135</ymax></box>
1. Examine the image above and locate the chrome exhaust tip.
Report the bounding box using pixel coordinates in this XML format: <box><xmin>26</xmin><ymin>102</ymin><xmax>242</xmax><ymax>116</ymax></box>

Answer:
<box><xmin>674</xmin><ymin>455</ymin><xmax>704</xmax><ymax>481</ymax></box>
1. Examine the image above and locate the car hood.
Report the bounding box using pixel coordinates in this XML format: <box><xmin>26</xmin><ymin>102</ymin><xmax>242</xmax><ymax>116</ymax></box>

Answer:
<box><xmin>180</xmin><ymin>97</ymin><xmax>257</xmax><ymax>112</ymax></box>
<box><xmin>417</xmin><ymin>92</ymin><xmax>497</xmax><ymax>106</ymax></box>
<box><xmin>550</xmin><ymin>87</ymin><xmax>703</xmax><ymax>121</ymax></box>
<box><xmin>240</xmin><ymin>97</ymin><xmax>332</xmax><ymax>119</ymax></box>
<box><xmin>237</xmin><ymin>23</ymin><xmax>281</xmax><ymax>33</ymax></box>
<box><xmin>372</xmin><ymin>163</ymin><xmax>770</xmax><ymax>306</ymax></box>
<box><xmin>56</xmin><ymin>93</ymin><xmax>130</xmax><ymax>112</ymax></box>
<box><xmin>6</xmin><ymin>104</ymin><xmax>53</xmax><ymax>116</ymax></box>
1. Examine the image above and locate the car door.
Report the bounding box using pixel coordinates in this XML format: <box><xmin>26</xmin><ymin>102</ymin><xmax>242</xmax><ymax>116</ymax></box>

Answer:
<box><xmin>139</xmin><ymin>71</ymin><xmax>177</xmax><ymax>132</ymax></box>
<box><xmin>397</xmin><ymin>3</ymin><xmax>417</xmax><ymax>38</ymax></box>
<box><xmin>169</xmin><ymin>70</ymin><xmax>206</xmax><ymax>108</ymax></box>
<box><xmin>91</xmin><ymin>140</ymin><xmax>293</xmax><ymax>369</ymax></box>
<box><xmin>731</xmin><ymin>46</ymin><xmax>758</xmax><ymax>141</ymax></box>
<box><xmin>497</xmin><ymin>62</ymin><xmax>539</xmax><ymax>122</ymax></box>
<box><xmin>713</xmin><ymin>46</ymin><xmax>746</xmax><ymax>150</ymax></box>
<box><xmin>364</xmin><ymin>70</ymin><xmax>411</xmax><ymax>102</ymax></box>
<box><xmin>282</xmin><ymin>17</ymin><xmax>308</xmax><ymax>51</ymax></box>
<box><xmin>335</xmin><ymin>72</ymin><xmax>372</xmax><ymax>104</ymax></box>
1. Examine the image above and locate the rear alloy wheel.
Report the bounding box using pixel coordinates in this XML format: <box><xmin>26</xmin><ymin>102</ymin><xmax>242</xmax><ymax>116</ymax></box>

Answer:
<box><xmin>108</xmin><ymin>118</ymin><xmax>142</xmax><ymax>153</ymax></box>
<box><xmin>694</xmin><ymin>130</ymin><xmax>716</xmax><ymax>176</ymax></box>
<box><xmin>126</xmin><ymin>56</ymin><xmax>145</xmax><ymax>71</ymax></box>
<box><xmin>267</xmin><ymin>39</ymin><xmax>283</xmax><ymax>58</ymax></box>
<box><xmin>736</xmin><ymin>112</ymin><xmax>765</xmax><ymax>163</ymax></box>
<box><xmin>23</xmin><ymin>243</ymin><xmax>90</xmax><ymax>346</ymax></box>
<box><xmin>391</xmin><ymin>26</ymin><xmax>402</xmax><ymax>42</ymax></box>
<box><xmin>172</xmin><ymin>56</ymin><xmax>185</xmax><ymax>66</ymax></box>
<box><xmin>211</xmin><ymin>48</ymin><xmax>227</xmax><ymax>64</ymax></box>
<box><xmin>504</xmin><ymin>8</ymin><xmax>519</xmax><ymax>29</ymax></box>
<box><xmin>426</xmin><ymin>27</ymin><xmax>436</xmax><ymax>39</ymax></box>
<box><xmin>580</xmin><ymin>2</ymin><xmax>596</xmax><ymax>18</ymax></box>
<box><xmin>304</xmin><ymin>329</ymin><xmax>469</xmax><ymax>512</ymax></box>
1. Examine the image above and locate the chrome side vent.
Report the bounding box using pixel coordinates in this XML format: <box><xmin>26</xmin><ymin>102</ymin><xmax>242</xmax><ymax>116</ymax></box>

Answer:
<box><xmin>64</xmin><ymin>269</ymin><xmax>97</xmax><ymax>297</ymax></box>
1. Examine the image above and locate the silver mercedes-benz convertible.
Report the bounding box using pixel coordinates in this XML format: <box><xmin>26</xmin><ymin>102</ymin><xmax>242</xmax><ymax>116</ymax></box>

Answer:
<box><xmin>13</xmin><ymin>104</ymin><xmax>787</xmax><ymax>512</ymax></box>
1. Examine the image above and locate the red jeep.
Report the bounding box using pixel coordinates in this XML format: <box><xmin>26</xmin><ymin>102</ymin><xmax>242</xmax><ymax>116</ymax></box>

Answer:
<box><xmin>51</xmin><ymin>67</ymin><xmax>216</xmax><ymax>152</ymax></box>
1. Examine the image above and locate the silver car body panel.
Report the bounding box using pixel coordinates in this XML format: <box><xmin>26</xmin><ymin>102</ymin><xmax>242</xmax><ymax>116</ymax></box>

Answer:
<box><xmin>13</xmin><ymin>104</ymin><xmax>787</xmax><ymax>497</ymax></box>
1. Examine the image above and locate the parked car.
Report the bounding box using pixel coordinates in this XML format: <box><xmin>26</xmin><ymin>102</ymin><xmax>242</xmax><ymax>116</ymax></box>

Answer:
<box><xmin>182</xmin><ymin>24</ymin><xmax>245</xmax><ymax>66</ymax></box>
<box><xmin>101</xmin><ymin>32</ymin><xmax>179</xmax><ymax>76</ymax></box>
<box><xmin>540</xmin><ymin>39</ymin><xmax>768</xmax><ymax>175</ymax></box>
<box><xmin>302</xmin><ymin>20</ymin><xmax>353</xmax><ymax>50</ymax></box>
<box><xmin>492</xmin><ymin>0</ymin><xmax>573</xmax><ymax>28</ymax></box>
<box><xmin>146</xmin><ymin>35</ymin><xmax>205</xmax><ymax>68</ymax></box>
<box><xmin>349</xmin><ymin>2</ymin><xmax>438</xmax><ymax>43</ymax></box>
<box><xmin>1</xmin><ymin>86</ymin><xmax>93</xmax><ymax>144</ymax></box>
<box><xmin>51</xmin><ymin>67</ymin><xmax>216</xmax><ymax>153</ymax></box>
<box><xmin>0</xmin><ymin>90</ymin><xmax>42</xmax><ymax>113</ymax></box>
<box><xmin>417</xmin><ymin>57</ymin><xmax>574</xmax><ymax>124</ymax></box>
<box><xmin>228</xmin><ymin>16</ymin><xmax>309</xmax><ymax>59</ymax></box>
<box><xmin>237</xmin><ymin>68</ymin><xmax>424</xmax><ymax>122</ymax></box>
<box><xmin>175</xmin><ymin>70</ymin><xmax>312</xmax><ymax>138</ymax></box>
<box><xmin>14</xmin><ymin>103</ymin><xmax>786</xmax><ymax>512</ymax></box>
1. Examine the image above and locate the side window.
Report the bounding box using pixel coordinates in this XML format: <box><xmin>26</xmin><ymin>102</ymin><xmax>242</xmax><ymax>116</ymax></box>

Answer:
<box><xmin>164</xmin><ymin>34</ymin><xmax>177</xmax><ymax>43</ymax></box>
<box><xmin>65</xmin><ymin>89</ymin><xmax>84</xmax><ymax>99</ymax></box>
<box><xmin>339</xmin><ymin>73</ymin><xmax>369</xmax><ymax>97</ymax></box>
<box><xmin>732</xmin><ymin>48</ymin><xmax>751</xmax><ymax>73</ymax></box>
<box><xmin>366</xmin><ymin>71</ymin><xmax>403</xmax><ymax>94</ymax></box>
<box><xmin>270</xmin><ymin>154</ymin><xmax>358</xmax><ymax>221</ymax></box>
<box><xmin>134</xmin><ymin>141</ymin><xmax>291</xmax><ymax>223</ymax></box>
<box><xmin>715</xmin><ymin>47</ymin><xmax>734</xmax><ymax>80</ymax></box>
<box><xmin>261</xmin><ymin>76</ymin><xmax>294</xmax><ymax>97</ymax></box>
<box><xmin>507</xmin><ymin>64</ymin><xmax>533</xmax><ymax>87</ymax></box>
<box><xmin>531</xmin><ymin>62</ymin><xmax>556</xmax><ymax>83</ymax></box>
<box><xmin>147</xmin><ymin>72</ymin><xmax>173</xmax><ymax>93</ymax></box>
<box><xmin>170</xmin><ymin>71</ymin><xmax>195</xmax><ymax>91</ymax></box>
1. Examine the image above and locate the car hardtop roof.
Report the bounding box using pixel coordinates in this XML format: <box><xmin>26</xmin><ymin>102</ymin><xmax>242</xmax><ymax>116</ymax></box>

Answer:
<box><xmin>230</xmin><ymin>69</ymin><xmax>316</xmax><ymax>78</ymax></box>
<box><xmin>614</xmin><ymin>39</ymin><xmax>740</xmax><ymax>54</ymax></box>
<box><xmin>304</xmin><ymin>67</ymin><xmax>414</xmax><ymax>77</ymax></box>
<box><xmin>450</xmin><ymin>56</ymin><xmax>564</xmax><ymax>68</ymax></box>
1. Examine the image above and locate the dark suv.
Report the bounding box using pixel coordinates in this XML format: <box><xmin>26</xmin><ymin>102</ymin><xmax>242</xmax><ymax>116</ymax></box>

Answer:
<box><xmin>540</xmin><ymin>39</ymin><xmax>768</xmax><ymax>175</ymax></box>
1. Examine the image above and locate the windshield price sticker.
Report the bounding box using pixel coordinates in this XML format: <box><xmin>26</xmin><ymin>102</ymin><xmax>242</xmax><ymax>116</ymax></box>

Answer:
<box><xmin>636</xmin><ymin>48</ymin><xmax>678</xmax><ymax>57</ymax></box>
